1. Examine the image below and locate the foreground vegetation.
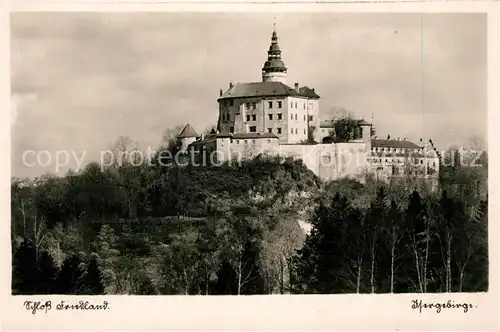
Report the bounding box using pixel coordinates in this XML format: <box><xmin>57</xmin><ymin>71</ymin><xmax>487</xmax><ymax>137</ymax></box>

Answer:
<box><xmin>11</xmin><ymin>138</ymin><xmax>488</xmax><ymax>294</ymax></box>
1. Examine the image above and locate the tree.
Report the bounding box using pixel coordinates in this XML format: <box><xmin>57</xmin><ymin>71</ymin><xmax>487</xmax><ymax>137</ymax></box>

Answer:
<box><xmin>405</xmin><ymin>191</ymin><xmax>431</xmax><ymax>293</ymax></box>
<box><xmin>12</xmin><ymin>240</ymin><xmax>39</xmax><ymax>294</ymax></box>
<box><xmin>92</xmin><ymin>224</ymin><xmax>120</xmax><ymax>293</ymax></box>
<box><xmin>160</xmin><ymin>231</ymin><xmax>200</xmax><ymax>295</ymax></box>
<box><xmin>366</xmin><ymin>187</ymin><xmax>387</xmax><ymax>293</ymax></box>
<box><xmin>385</xmin><ymin>200</ymin><xmax>404</xmax><ymax>293</ymax></box>
<box><xmin>293</xmin><ymin>194</ymin><xmax>354</xmax><ymax>293</ymax></box>
<box><xmin>54</xmin><ymin>253</ymin><xmax>85</xmax><ymax>294</ymax></box>
<box><xmin>37</xmin><ymin>250</ymin><xmax>58</xmax><ymax>294</ymax></box>
<box><xmin>81</xmin><ymin>253</ymin><xmax>105</xmax><ymax>295</ymax></box>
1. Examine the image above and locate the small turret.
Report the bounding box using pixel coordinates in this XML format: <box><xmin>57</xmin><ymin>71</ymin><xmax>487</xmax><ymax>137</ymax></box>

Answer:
<box><xmin>358</xmin><ymin>119</ymin><xmax>372</xmax><ymax>151</ymax></box>
<box><xmin>177</xmin><ymin>123</ymin><xmax>199</xmax><ymax>153</ymax></box>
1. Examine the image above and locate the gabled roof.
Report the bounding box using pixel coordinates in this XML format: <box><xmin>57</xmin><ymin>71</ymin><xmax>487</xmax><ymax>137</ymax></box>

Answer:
<box><xmin>371</xmin><ymin>139</ymin><xmax>421</xmax><ymax>149</ymax></box>
<box><xmin>298</xmin><ymin>86</ymin><xmax>320</xmax><ymax>99</ymax></box>
<box><xmin>218</xmin><ymin>82</ymin><xmax>320</xmax><ymax>100</ymax></box>
<box><xmin>177</xmin><ymin>123</ymin><xmax>199</xmax><ymax>138</ymax></box>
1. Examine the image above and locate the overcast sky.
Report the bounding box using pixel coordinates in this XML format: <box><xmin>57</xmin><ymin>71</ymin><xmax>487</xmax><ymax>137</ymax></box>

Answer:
<box><xmin>11</xmin><ymin>12</ymin><xmax>487</xmax><ymax>178</ymax></box>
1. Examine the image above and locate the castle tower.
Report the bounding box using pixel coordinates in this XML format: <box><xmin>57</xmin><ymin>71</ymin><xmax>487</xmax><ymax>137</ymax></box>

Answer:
<box><xmin>262</xmin><ymin>25</ymin><xmax>287</xmax><ymax>83</ymax></box>
<box><xmin>358</xmin><ymin>119</ymin><xmax>372</xmax><ymax>151</ymax></box>
<box><xmin>177</xmin><ymin>123</ymin><xmax>199</xmax><ymax>153</ymax></box>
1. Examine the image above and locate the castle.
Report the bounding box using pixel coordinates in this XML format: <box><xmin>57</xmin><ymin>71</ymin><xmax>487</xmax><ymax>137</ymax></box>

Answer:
<box><xmin>177</xmin><ymin>27</ymin><xmax>440</xmax><ymax>184</ymax></box>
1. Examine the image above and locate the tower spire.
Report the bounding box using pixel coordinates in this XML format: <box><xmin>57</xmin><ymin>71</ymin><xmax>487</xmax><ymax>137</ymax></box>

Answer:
<box><xmin>262</xmin><ymin>22</ymin><xmax>287</xmax><ymax>83</ymax></box>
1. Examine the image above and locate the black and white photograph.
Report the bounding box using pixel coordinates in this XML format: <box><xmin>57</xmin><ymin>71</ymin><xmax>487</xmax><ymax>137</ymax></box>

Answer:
<box><xmin>9</xmin><ymin>11</ymin><xmax>490</xmax><ymax>299</ymax></box>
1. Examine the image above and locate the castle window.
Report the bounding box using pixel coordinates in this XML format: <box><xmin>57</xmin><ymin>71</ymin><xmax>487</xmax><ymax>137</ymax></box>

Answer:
<box><xmin>277</xmin><ymin>113</ymin><xmax>282</xmax><ymax>120</ymax></box>
<box><xmin>268</xmin><ymin>101</ymin><xmax>273</xmax><ymax>108</ymax></box>
<box><xmin>290</xmin><ymin>101</ymin><xmax>293</xmax><ymax>108</ymax></box>
<box><xmin>246</xmin><ymin>115</ymin><xmax>250</xmax><ymax>122</ymax></box>
<box><xmin>277</xmin><ymin>128</ymin><xmax>282</xmax><ymax>134</ymax></box>
<box><xmin>227</xmin><ymin>114</ymin><xmax>231</xmax><ymax>121</ymax></box>
<box><xmin>295</xmin><ymin>128</ymin><xmax>298</xmax><ymax>134</ymax></box>
<box><xmin>246</xmin><ymin>103</ymin><xmax>251</xmax><ymax>110</ymax></box>
<box><xmin>267</xmin><ymin>139</ymin><xmax>271</xmax><ymax>144</ymax></box>
<box><xmin>229</xmin><ymin>99</ymin><xmax>234</xmax><ymax>107</ymax></box>
<box><xmin>420</xmin><ymin>159</ymin><xmax>423</xmax><ymax>164</ymax></box>
<box><xmin>291</xmin><ymin>128</ymin><xmax>294</xmax><ymax>134</ymax></box>
<box><xmin>268</xmin><ymin>128</ymin><xmax>272</xmax><ymax>133</ymax></box>
<box><xmin>244</xmin><ymin>140</ymin><xmax>248</xmax><ymax>145</ymax></box>
<box><xmin>303</xmin><ymin>115</ymin><xmax>306</xmax><ymax>121</ymax></box>
<box><xmin>252</xmin><ymin>114</ymin><xmax>256</xmax><ymax>121</ymax></box>
<box><xmin>295</xmin><ymin>114</ymin><xmax>298</xmax><ymax>120</ymax></box>
<box><xmin>230</xmin><ymin>127</ymin><xmax>234</xmax><ymax>133</ymax></box>
<box><xmin>249</xmin><ymin>126</ymin><xmax>256</xmax><ymax>132</ymax></box>
<box><xmin>291</xmin><ymin>113</ymin><xmax>293</xmax><ymax>120</ymax></box>
<box><xmin>303</xmin><ymin>103</ymin><xmax>305</xmax><ymax>109</ymax></box>
<box><xmin>295</xmin><ymin>102</ymin><xmax>297</xmax><ymax>108</ymax></box>
<box><xmin>252</xmin><ymin>102</ymin><xmax>257</xmax><ymax>110</ymax></box>
<box><xmin>236</xmin><ymin>140</ymin><xmax>239</xmax><ymax>144</ymax></box>
<box><xmin>304</xmin><ymin>129</ymin><xmax>306</xmax><ymax>135</ymax></box>
<box><xmin>252</xmin><ymin>140</ymin><xmax>256</xmax><ymax>144</ymax></box>
<box><xmin>277</xmin><ymin>101</ymin><xmax>282</xmax><ymax>108</ymax></box>
<box><xmin>269</xmin><ymin>114</ymin><xmax>273</xmax><ymax>120</ymax></box>
<box><xmin>309</xmin><ymin>115</ymin><xmax>313</xmax><ymax>121</ymax></box>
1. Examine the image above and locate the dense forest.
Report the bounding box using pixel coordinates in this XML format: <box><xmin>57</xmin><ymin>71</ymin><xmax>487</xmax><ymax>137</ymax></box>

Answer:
<box><xmin>11</xmin><ymin>136</ymin><xmax>488</xmax><ymax>295</ymax></box>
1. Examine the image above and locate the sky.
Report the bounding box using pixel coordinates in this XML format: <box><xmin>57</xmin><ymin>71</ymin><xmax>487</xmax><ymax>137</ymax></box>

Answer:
<box><xmin>10</xmin><ymin>12</ymin><xmax>487</xmax><ymax>178</ymax></box>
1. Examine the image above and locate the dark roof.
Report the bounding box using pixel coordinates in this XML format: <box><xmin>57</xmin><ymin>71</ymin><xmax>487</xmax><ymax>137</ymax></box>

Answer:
<box><xmin>218</xmin><ymin>82</ymin><xmax>320</xmax><ymax>100</ymax></box>
<box><xmin>357</xmin><ymin>119</ymin><xmax>371</xmax><ymax>126</ymax></box>
<box><xmin>298</xmin><ymin>86</ymin><xmax>320</xmax><ymax>99</ymax></box>
<box><xmin>177</xmin><ymin>123</ymin><xmax>199</xmax><ymax>138</ymax></box>
<box><xmin>233</xmin><ymin>132</ymin><xmax>278</xmax><ymax>139</ymax></box>
<box><xmin>371</xmin><ymin>139</ymin><xmax>421</xmax><ymax>149</ymax></box>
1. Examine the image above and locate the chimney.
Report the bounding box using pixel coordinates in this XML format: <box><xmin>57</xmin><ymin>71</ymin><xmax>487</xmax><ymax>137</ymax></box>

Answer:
<box><xmin>420</xmin><ymin>138</ymin><xmax>423</xmax><ymax>142</ymax></box>
<box><xmin>220</xmin><ymin>89</ymin><xmax>223</xmax><ymax>97</ymax></box>
<box><xmin>294</xmin><ymin>82</ymin><xmax>299</xmax><ymax>92</ymax></box>
<box><xmin>229</xmin><ymin>82</ymin><xmax>234</xmax><ymax>89</ymax></box>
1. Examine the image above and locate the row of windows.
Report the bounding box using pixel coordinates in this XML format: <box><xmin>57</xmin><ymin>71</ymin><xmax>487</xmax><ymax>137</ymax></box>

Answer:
<box><xmin>290</xmin><ymin>128</ymin><xmax>306</xmax><ymax>135</ymax></box>
<box><xmin>245</xmin><ymin>101</ymin><xmax>284</xmax><ymax>110</ymax></box>
<box><xmin>268</xmin><ymin>128</ymin><xmax>282</xmax><ymax>134</ymax></box>
<box><xmin>372</xmin><ymin>147</ymin><xmax>421</xmax><ymax>153</ymax></box>
<box><xmin>370</xmin><ymin>158</ymin><xmax>436</xmax><ymax>167</ymax></box>
<box><xmin>246</xmin><ymin>114</ymin><xmax>257</xmax><ymax>122</ymax></box>
<box><xmin>243</xmin><ymin>113</ymin><xmax>313</xmax><ymax>122</ymax></box>
<box><xmin>234</xmin><ymin>139</ymin><xmax>272</xmax><ymax>145</ymax></box>
<box><xmin>248</xmin><ymin>126</ymin><xmax>306</xmax><ymax>136</ymax></box>
<box><xmin>223</xmin><ymin>99</ymin><xmax>314</xmax><ymax>110</ymax></box>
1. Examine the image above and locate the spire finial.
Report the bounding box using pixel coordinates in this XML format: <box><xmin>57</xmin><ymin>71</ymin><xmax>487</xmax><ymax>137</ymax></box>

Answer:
<box><xmin>273</xmin><ymin>17</ymin><xmax>276</xmax><ymax>32</ymax></box>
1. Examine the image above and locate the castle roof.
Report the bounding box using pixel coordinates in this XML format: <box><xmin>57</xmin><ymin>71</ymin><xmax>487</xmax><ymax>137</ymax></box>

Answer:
<box><xmin>262</xmin><ymin>28</ymin><xmax>287</xmax><ymax>74</ymax></box>
<box><xmin>218</xmin><ymin>82</ymin><xmax>320</xmax><ymax>100</ymax></box>
<box><xmin>177</xmin><ymin>123</ymin><xmax>199</xmax><ymax>138</ymax></box>
<box><xmin>371</xmin><ymin>139</ymin><xmax>421</xmax><ymax>149</ymax></box>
